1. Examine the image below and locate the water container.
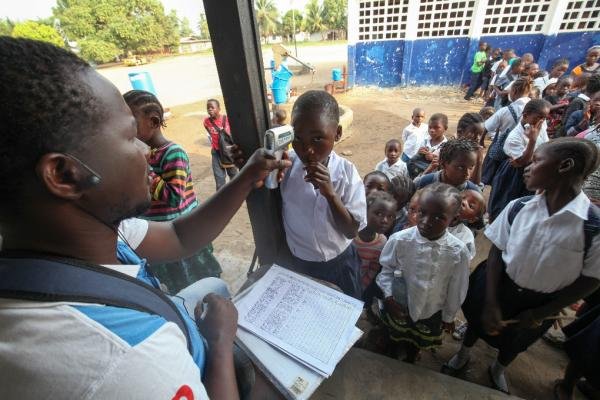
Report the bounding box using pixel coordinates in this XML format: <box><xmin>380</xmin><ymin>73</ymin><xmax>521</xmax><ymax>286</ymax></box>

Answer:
<box><xmin>392</xmin><ymin>269</ymin><xmax>408</xmax><ymax>308</ymax></box>
<box><xmin>332</xmin><ymin>68</ymin><xmax>342</xmax><ymax>82</ymax></box>
<box><xmin>272</xmin><ymin>77</ymin><xmax>289</xmax><ymax>90</ymax></box>
<box><xmin>128</xmin><ymin>71</ymin><xmax>157</xmax><ymax>95</ymax></box>
<box><xmin>274</xmin><ymin>64</ymin><xmax>293</xmax><ymax>81</ymax></box>
<box><xmin>272</xmin><ymin>87</ymin><xmax>288</xmax><ymax>104</ymax></box>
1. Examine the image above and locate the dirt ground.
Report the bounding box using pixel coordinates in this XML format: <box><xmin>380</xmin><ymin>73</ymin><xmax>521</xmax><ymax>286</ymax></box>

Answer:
<box><xmin>162</xmin><ymin>81</ymin><xmax>580</xmax><ymax>399</ymax></box>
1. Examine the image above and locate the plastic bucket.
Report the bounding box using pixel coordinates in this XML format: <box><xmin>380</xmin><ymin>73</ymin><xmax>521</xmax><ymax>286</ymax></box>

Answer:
<box><xmin>272</xmin><ymin>87</ymin><xmax>288</xmax><ymax>104</ymax></box>
<box><xmin>332</xmin><ymin>68</ymin><xmax>342</xmax><ymax>82</ymax></box>
<box><xmin>272</xmin><ymin>76</ymin><xmax>289</xmax><ymax>90</ymax></box>
<box><xmin>274</xmin><ymin>64</ymin><xmax>293</xmax><ymax>80</ymax></box>
<box><xmin>128</xmin><ymin>71</ymin><xmax>157</xmax><ymax>95</ymax></box>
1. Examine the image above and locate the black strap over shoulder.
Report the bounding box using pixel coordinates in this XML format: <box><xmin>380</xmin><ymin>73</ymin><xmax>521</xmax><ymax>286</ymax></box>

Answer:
<box><xmin>0</xmin><ymin>255</ymin><xmax>193</xmax><ymax>354</ymax></box>
<box><xmin>507</xmin><ymin>196</ymin><xmax>600</xmax><ymax>257</ymax></box>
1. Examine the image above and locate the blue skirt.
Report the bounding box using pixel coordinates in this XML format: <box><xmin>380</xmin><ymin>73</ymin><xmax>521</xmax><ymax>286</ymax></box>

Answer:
<box><xmin>488</xmin><ymin>159</ymin><xmax>532</xmax><ymax>221</ymax></box>
<box><xmin>289</xmin><ymin>244</ymin><xmax>362</xmax><ymax>299</ymax></box>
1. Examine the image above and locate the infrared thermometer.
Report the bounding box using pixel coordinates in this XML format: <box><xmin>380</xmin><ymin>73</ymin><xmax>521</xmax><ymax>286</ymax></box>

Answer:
<box><xmin>264</xmin><ymin>125</ymin><xmax>294</xmax><ymax>189</ymax></box>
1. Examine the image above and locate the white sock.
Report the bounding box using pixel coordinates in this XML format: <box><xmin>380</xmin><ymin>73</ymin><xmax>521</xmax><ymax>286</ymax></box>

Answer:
<box><xmin>490</xmin><ymin>359</ymin><xmax>509</xmax><ymax>392</ymax></box>
<box><xmin>447</xmin><ymin>344</ymin><xmax>471</xmax><ymax>369</ymax></box>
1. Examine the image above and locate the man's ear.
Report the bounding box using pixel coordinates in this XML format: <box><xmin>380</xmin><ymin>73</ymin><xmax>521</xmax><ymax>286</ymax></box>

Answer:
<box><xmin>35</xmin><ymin>153</ymin><xmax>86</xmax><ymax>200</ymax></box>
<box><xmin>558</xmin><ymin>157</ymin><xmax>575</xmax><ymax>174</ymax></box>
<box><xmin>335</xmin><ymin>125</ymin><xmax>343</xmax><ymax>142</ymax></box>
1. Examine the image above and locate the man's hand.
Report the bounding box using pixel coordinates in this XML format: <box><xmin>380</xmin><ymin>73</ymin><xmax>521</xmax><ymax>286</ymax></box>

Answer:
<box><xmin>305</xmin><ymin>161</ymin><xmax>335</xmax><ymax>198</ymax></box>
<box><xmin>482</xmin><ymin>301</ymin><xmax>504</xmax><ymax>336</ymax></box>
<box><xmin>237</xmin><ymin>148</ymin><xmax>292</xmax><ymax>189</ymax></box>
<box><xmin>384</xmin><ymin>296</ymin><xmax>407</xmax><ymax>320</ymax></box>
<box><xmin>195</xmin><ymin>293</ymin><xmax>238</xmax><ymax>346</ymax></box>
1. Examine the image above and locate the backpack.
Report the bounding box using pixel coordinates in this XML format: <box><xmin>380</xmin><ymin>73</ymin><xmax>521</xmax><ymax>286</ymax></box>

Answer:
<box><xmin>0</xmin><ymin>255</ymin><xmax>193</xmax><ymax>354</ymax></box>
<box><xmin>507</xmin><ymin>196</ymin><xmax>600</xmax><ymax>257</ymax></box>
<box><xmin>209</xmin><ymin>116</ymin><xmax>235</xmax><ymax>168</ymax></box>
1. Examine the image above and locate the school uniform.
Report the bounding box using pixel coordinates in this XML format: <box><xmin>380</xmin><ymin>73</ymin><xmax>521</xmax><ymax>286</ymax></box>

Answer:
<box><xmin>462</xmin><ymin>192</ymin><xmax>600</xmax><ymax>359</ymax></box>
<box><xmin>484</xmin><ymin>97</ymin><xmax>530</xmax><ymax>140</ymax></box>
<box><xmin>402</xmin><ymin>123</ymin><xmax>429</xmax><ymax>161</ymax></box>
<box><xmin>488</xmin><ymin>122</ymin><xmax>548</xmax><ymax>220</ymax></box>
<box><xmin>564</xmin><ymin>305</ymin><xmax>600</xmax><ymax>390</ymax></box>
<box><xmin>375</xmin><ymin>158</ymin><xmax>409</xmax><ymax>180</ymax></box>
<box><xmin>377</xmin><ymin>227</ymin><xmax>470</xmax><ymax>348</ymax></box>
<box><xmin>448</xmin><ymin>223</ymin><xmax>476</xmax><ymax>261</ymax></box>
<box><xmin>280</xmin><ymin>150</ymin><xmax>367</xmax><ymax>298</ymax></box>
<box><xmin>413</xmin><ymin>170</ymin><xmax>481</xmax><ymax>193</ymax></box>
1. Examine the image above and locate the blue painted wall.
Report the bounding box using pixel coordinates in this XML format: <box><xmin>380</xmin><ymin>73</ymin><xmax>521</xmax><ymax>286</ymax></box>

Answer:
<box><xmin>349</xmin><ymin>31</ymin><xmax>600</xmax><ymax>87</ymax></box>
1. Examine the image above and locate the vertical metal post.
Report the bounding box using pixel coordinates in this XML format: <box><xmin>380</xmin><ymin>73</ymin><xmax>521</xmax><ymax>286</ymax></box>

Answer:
<box><xmin>203</xmin><ymin>0</ymin><xmax>288</xmax><ymax>266</ymax></box>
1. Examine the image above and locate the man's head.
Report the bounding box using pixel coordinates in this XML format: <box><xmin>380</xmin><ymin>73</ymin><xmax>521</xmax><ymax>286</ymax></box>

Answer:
<box><xmin>0</xmin><ymin>37</ymin><xmax>151</xmax><ymax>232</ymax></box>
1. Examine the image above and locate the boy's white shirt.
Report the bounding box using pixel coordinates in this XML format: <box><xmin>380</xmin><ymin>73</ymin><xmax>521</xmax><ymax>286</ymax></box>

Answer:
<box><xmin>375</xmin><ymin>158</ymin><xmax>409</xmax><ymax>179</ymax></box>
<box><xmin>486</xmin><ymin>191</ymin><xmax>600</xmax><ymax>293</ymax></box>
<box><xmin>421</xmin><ymin>136</ymin><xmax>448</xmax><ymax>155</ymax></box>
<box><xmin>503</xmin><ymin>121</ymin><xmax>549</xmax><ymax>159</ymax></box>
<box><xmin>280</xmin><ymin>150</ymin><xmax>367</xmax><ymax>262</ymax></box>
<box><xmin>402</xmin><ymin>123</ymin><xmax>429</xmax><ymax>158</ymax></box>
<box><xmin>377</xmin><ymin>226</ymin><xmax>470</xmax><ymax>323</ymax></box>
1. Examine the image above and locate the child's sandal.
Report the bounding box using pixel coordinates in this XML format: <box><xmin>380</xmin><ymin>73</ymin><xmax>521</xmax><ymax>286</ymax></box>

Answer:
<box><xmin>440</xmin><ymin>356</ymin><xmax>470</xmax><ymax>377</ymax></box>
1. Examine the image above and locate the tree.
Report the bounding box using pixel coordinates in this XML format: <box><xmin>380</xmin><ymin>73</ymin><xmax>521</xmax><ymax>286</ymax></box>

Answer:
<box><xmin>280</xmin><ymin>10</ymin><xmax>303</xmax><ymax>42</ymax></box>
<box><xmin>79</xmin><ymin>38</ymin><xmax>120</xmax><ymax>63</ymax></box>
<box><xmin>254</xmin><ymin>0</ymin><xmax>279</xmax><ymax>42</ymax></box>
<box><xmin>179</xmin><ymin>16</ymin><xmax>192</xmax><ymax>37</ymax></box>
<box><xmin>12</xmin><ymin>21</ymin><xmax>64</xmax><ymax>47</ymax></box>
<box><xmin>53</xmin><ymin>0</ymin><xmax>180</xmax><ymax>59</ymax></box>
<box><xmin>304</xmin><ymin>0</ymin><xmax>326</xmax><ymax>39</ymax></box>
<box><xmin>322</xmin><ymin>0</ymin><xmax>347</xmax><ymax>39</ymax></box>
<box><xmin>0</xmin><ymin>18</ymin><xmax>14</xmax><ymax>36</ymax></box>
<box><xmin>197</xmin><ymin>13</ymin><xmax>210</xmax><ymax>40</ymax></box>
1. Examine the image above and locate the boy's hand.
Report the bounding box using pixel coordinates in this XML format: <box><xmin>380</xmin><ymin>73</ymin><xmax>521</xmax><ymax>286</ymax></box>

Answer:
<box><xmin>237</xmin><ymin>148</ymin><xmax>292</xmax><ymax>189</ymax></box>
<box><xmin>424</xmin><ymin>152</ymin><xmax>435</xmax><ymax>161</ymax></box>
<box><xmin>442</xmin><ymin>321</ymin><xmax>455</xmax><ymax>333</ymax></box>
<box><xmin>418</xmin><ymin>146</ymin><xmax>429</xmax><ymax>155</ymax></box>
<box><xmin>384</xmin><ymin>296</ymin><xmax>407</xmax><ymax>319</ymax></box>
<box><xmin>195</xmin><ymin>293</ymin><xmax>238</xmax><ymax>346</ymax></box>
<box><xmin>513</xmin><ymin>309</ymin><xmax>543</xmax><ymax>329</ymax></box>
<box><xmin>305</xmin><ymin>161</ymin><xmax>335</xmax><ymax>198</ymax></box>
<box><xmin>482</xmin><ymin>301</ymin><xmax>504</xmax><ymax>336</ymax></box>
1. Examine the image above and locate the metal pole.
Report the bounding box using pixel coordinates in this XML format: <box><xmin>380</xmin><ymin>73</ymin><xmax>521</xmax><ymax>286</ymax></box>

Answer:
<box><xmin>203</xmin><ymin>0</ymin><xmax>288</xmax><ymax>266</ymax></box>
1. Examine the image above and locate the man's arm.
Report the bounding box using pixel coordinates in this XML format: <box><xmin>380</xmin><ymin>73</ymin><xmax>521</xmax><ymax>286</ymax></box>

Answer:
<box><xmin>136</xmin><ymin>149</ymin><xmax>291</xmax><ymax>264</ymax></box>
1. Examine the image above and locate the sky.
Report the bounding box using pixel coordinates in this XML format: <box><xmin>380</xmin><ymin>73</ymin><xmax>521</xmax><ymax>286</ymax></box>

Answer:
<box><xmin>1</xmin><ymin>0</ymin><xmax>310</xmax><ymax>32</ymax></box>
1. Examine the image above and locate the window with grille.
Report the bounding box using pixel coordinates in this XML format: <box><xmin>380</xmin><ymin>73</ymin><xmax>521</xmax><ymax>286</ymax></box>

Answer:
<box><xmin>481</xmin><ymin>0</ymin><xmax>551</xmax><ymax>35</ymax></box>
<box><xmin>559</xmin><ymin>0</ymin><xmax>600</xmax><ymax>32</ymax></box>
<box><xmin>416</xmin><ymin>0</ymin><xmax>475</xmax><ymax>38</ymax></box>
<box><xmin>357</xmin><ymin>0</ymin><xmax>409</xmax><ymax>41</ymax></box>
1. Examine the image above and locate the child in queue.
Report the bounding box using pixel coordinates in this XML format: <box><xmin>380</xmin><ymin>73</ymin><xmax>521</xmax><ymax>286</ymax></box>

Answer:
<box><xmin>377</xmin><ymin>183</ymin><xmax>470</xmax><ymax>363</ymax></box>
<box><xmin>414</xmin><ymin>138</ymin><xmax>481</xmax><ymax>192</ymax></box>
<box><xmin>445</xmin><ymin>138</ymin><xmax>600</xmax><ymax>394</ymax></box>
<box><xmin>401</xmin><ymin>108</ymin><xmax>428</xmax><ymax>162</ymax></box>
<box><xmin>364</xmin><ymin>171</ymin><xmax>391</xmax><ymax>196</ymax></box>
<box><xmin>376</xmin><ymin>139</ymin><xmax>409</xmax><ymax>179</ymax></box>
<box><xmin>407</xmin><ymin>113</ymin><xmax>449</xmax><ymax>178</ymax></box>
<box><xmin>280</xmin><ymin>90</ymin><xmax>367</xmax><ymax>298</ymax></box>
<box><xmin>488</xmin><ymin>99</ymin><xmax>551</xmax><ymax>221</ymax></box>
<box><xmin>354</xmin><ymin>191</ymin><xmax>398</xmax><ymax>308</ymax></box>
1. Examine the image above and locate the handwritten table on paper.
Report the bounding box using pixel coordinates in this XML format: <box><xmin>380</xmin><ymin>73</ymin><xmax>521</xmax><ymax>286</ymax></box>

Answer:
<box><xmin>235</xmin><ymin>265</ymin><xmax>363</xmax><ymax>376</ymax></box>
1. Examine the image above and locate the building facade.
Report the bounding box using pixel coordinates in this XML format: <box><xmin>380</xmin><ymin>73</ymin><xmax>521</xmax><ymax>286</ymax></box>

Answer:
<box><xmin>347</xmin><ymin>0</ymin><xmax>600</xmax><ymax>87</ymax></box>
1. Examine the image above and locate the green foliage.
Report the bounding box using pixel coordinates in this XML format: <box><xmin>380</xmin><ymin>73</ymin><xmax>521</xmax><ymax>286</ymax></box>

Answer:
<box><xmin>53</xmin><ymin>0</ymin><xmax>180</xmax><ymax>60</ymax></box>
<box><xmin>197</xmin><ymin>13</ymin><xmax>210</xmax><ymax>40</ymax></box>
<box><xmin>79</xmin><ymin>38</ymin><xmax>120</xmax><ymax>63</ymax></box>
<box><xmin>179</xmin><ymin>16</ymin><xmax>192</xmax><ymax>37</ymax></box>
<box><xmin>304</xmin><ymin>0</ymin><xmax>326</xmax><ymax>35</ymax></box>
<box><xmin>322</xmin><ymin>0</ymin><xmax>347</xmax><ymax>32</ymax></box>
<box><xmin>254</xmin><ymin>0</ymin><xmax>279</xmax><ymax>39</ymax></box>
<box><xmin>12</xmin><ymin>21</ymin><xmax>64</xmax><ymax>47</ymax></box>
<box><xmin>280</xmin><ymin>10</ymin><xmax>303</xmax><ymax>39</ymax></box>
<box><xmin>0</xmin><ymin>18</ymin><xmax>14</xmax><ymax>36</ymax></box>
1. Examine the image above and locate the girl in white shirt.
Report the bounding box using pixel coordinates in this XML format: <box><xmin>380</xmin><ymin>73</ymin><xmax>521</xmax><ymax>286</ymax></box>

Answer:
<box><xmin>445</xmin><ymin>138</ymin><xmax>600</xmax><ymax>394</ymax></box>
<box><xmin>377</xmin><ymin>183</ymin><xmax>470</xmax><ymax>363</ymax></box>
<box><xmin>488</xmin><ymin>99</ymin><xmax>550</xmax><ymax>221</ymax></box>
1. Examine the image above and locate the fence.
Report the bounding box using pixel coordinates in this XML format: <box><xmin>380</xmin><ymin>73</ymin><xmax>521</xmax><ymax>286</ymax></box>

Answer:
<box><xmin>347</xmin><ymin>0</ymin><xmax>600</xmax><ymax>86</ymax></box>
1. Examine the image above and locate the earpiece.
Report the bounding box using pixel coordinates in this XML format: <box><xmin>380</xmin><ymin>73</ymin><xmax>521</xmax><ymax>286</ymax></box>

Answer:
<box><xmin>63</xmin><ymin>153</ymin><xmax>102</xmax><ymax>188</ymax></box>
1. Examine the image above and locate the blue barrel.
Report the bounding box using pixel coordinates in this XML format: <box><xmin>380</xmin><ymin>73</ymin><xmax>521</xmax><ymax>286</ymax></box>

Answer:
<box><xmin>128</xmin><ymin>71</ymin><xmax>157</xmax><ymax>95</ymax></box>
<box><xmin>272</xmin><ymin>87</ymin><xmax>288</xmax><ymax>104</ymax></box>
<box><xmin>332</xmin><ymin>68</ymin><xmax>342</xmax><ymax>82</ymax></box>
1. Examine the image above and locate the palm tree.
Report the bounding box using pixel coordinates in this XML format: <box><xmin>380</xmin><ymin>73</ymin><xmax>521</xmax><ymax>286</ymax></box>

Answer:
<box><xmin>305</xmin><ymin>0</ymin><xmax>326</xmax><ymax>40</ymax></box>
<box><xmin>255</xmin><ymin>0</ymin><xmax>279</xmax><ymax>42</ymax></box>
